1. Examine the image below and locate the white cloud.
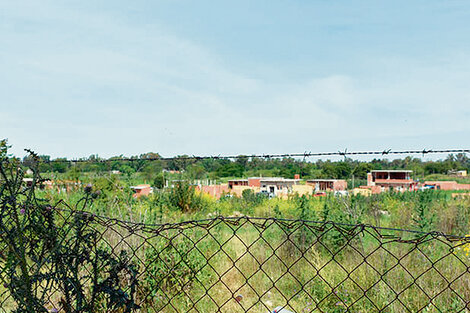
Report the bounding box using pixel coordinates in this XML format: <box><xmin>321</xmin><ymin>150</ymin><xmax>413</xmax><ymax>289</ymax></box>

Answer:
<box><xmin>1</xmin><ymin>1</ymin><xmax>470</xmax><ymax>158</ymax></box>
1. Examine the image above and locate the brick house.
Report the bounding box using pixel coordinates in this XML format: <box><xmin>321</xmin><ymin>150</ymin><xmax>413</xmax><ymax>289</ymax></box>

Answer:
<box><xmin>367</xmin><ymin>170</ymin><xmax>416</xmax><ymax>192</ymax></box>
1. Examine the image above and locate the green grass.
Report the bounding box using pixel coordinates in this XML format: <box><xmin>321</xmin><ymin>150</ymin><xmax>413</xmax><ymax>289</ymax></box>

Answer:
<box><xmin>4</xmin><ymin>183</ymin><xmax>470</xmax><ymax>312</ymax></box>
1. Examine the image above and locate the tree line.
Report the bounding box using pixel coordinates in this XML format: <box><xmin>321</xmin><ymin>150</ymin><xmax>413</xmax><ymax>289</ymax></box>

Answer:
<box><xmin>21</xmin><ymin>152</ymin><xmax>470</xmax><ymax>182</ymax></box>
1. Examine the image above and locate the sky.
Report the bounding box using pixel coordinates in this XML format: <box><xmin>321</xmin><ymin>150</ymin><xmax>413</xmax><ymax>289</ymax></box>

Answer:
<box><xmin>1</xmin><ymin>0</ymin><xmax>470</xmax><ymax>160</ymax></box>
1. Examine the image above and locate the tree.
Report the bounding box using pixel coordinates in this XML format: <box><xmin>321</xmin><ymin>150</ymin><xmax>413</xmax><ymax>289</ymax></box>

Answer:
<box><xmin>235</xmin><ymin>155</ymin><xmax>249</xmax><ymax>169</ymax></box>
<box><xmin>455</xmin><ymin>153</ymin><xmax>469</xmax><ymax>168</ymax></box>
<box><xmin>50</xmin><ymin>158</ymin><xmax>69</xmax><ymax>173</ymax></box>
<box><xmin>353</xmin><ymin>163</ymin><xmax>372</xmax><ymax>179</ymax></box>
<box><xmin>168</xmin><ymin>181</ymin><xmax>202</xmax><ymax>213</ymax></box>
<box><xmin>153</xmin><ymin>173</ymin><xmax>165</xmax><ymax>189</ymax></box>
<box><xmin>215</xmin><ymin>162</ymin><xmax>244</xmax><ymax>177</ymax></box>
<box><xmin>0</xmin><ymin>139</ymin><xmax>10</xmax><ymax>157</ymax></box>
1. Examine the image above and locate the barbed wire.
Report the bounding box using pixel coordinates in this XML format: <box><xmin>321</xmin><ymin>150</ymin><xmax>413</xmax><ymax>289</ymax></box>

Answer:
<box><xmin>51</xmin><ymin>200</ymin><xmax>470</xmax><ymax>241</ymax></box>
<box><xmin>25</xmin><ymin>148</ymin><xmax>470</xmax><ymax>164</ymax></box>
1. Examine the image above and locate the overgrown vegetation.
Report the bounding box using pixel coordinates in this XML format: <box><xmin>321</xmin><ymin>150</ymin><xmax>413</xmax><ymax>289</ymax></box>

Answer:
<box><xmin>2</xmin><ymin>142</ymin><xmax>470</xmax><ymax>312</ymax></box>
<box><xmin>0</xmin><ymin>151</ymin><xmax>139</xmax><ymax>313</ymax></box>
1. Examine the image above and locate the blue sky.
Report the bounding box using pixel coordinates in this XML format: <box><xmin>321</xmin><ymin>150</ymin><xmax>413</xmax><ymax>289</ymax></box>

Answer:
<box><xmin>1</xmin><ymin>1</ymin><xmax>470</xmax><ymax>159</ymax></box>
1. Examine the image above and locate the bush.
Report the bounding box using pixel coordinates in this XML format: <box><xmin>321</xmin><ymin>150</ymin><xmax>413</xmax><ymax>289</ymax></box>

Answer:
<box><xmin>0</xmin><ymin>152</ymin><xmax>139</xmax><ymax>313</ymax></box>
<box><xmin>143</xmin><ymin>235</ymin><xmax>206</xmax><ymax>309</ymax></box>
<box><xmin>242</xmin><ymin>189</ymin><xmax>266</xmax><ymax>206</ymax></box>
<box><xmin>168</xmin><ymin>181</ymin><xmax>203</xmax><ymax>213</ymax></box>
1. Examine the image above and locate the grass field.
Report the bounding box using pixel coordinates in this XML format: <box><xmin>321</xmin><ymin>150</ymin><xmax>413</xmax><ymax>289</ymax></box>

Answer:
<box><xmin>2</xmin><ymin>169</ymin><xmax>470</xmax><ymax>312</ymax></box>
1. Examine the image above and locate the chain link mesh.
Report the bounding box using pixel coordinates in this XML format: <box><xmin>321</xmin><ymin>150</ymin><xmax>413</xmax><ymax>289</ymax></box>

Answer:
<box><xmin>1</xmin><ymin>207</ymin><xmax>470</xmax><ymax>313</ymax></box>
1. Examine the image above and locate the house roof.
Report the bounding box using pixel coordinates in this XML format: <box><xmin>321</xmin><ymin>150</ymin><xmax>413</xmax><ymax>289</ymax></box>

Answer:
<box><xmin>374</xmin><ymin>179</ymin><xmax>414</xmax><ymax>184</ymax></box>
<box><xmin>307</xmin><ymin>179</ymin><xmax>343</xmax><ymax>182</ymax></box>
<box><xmin>371</xmin><ymin>170</ymin><xmax>412</xmax><ymax>173</ymax></box>
<box><xmin>260</xmin><ymin>177</ymin><xmax>300</xmax><ymax>183</ymax></box>
<box><xmin>228</xmin><ymin>177</ymin><xmax>301</xmax><ymax>183</ymax></box>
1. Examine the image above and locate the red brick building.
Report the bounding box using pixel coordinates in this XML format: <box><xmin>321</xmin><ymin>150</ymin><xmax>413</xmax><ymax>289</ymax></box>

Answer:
<box><xmin>367</xmin><ymin>170</ymin><xmax>416</xmax><ymax>192</ymax></box>
<box><xmin>423</xmin><ymin>181</ymin><xmax>470</xmax><ymax>191</ymax></box>
<box><xmin>198</xmin><ymin>184</ymin><xmax>231</xmax><ymax>198</ymax></box>
<box><xmin>228</xmin><ymin>177</ymin><xmax>262</xmax><ymax>189</ymax></box>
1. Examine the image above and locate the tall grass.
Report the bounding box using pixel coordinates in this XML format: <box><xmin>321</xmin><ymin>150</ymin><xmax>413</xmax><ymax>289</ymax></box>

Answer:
<box><xmin>3</xmin><ymin>175</ymin><xmax>470</xmax><ymax>312</ymax></box>
<box><xmin>67</xmin><ymin>216</ymin><xmax>470</xmax><ymax>312</ymax></box>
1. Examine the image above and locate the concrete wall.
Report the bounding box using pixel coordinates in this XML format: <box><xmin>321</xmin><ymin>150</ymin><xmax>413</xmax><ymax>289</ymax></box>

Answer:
<box><xmin>200</xmin><ymin>184</ymin><xmax>230</xmax><ymax>198</ymax></box>
<box><xmin>356</xmin><ymin>185</ymin><xmax>382</xmax><ymax>195</ymax></box>
<box><xmin>333</xmin><ymin>180</ymin><xmax>348</xmax><ymax>191</ymax></box>
<box><xmin>371</xmin><ymin>185</ymin><xmax>382</xmax><ymax>194</ymax></box>
<box><xmin>424</xmin><ymin>181</ymin><xmax>470</xmax><ymax>191</ymax></box>
<box><xmin>459</xmin><ymin>184</ymin><xmax>470</xmax><ymax>190</ymax></box>
<box><xmin>231</xmin><ymin>185</ymin><xmax>260</xmax><ymax>197</ymax></box>
<box><xmin>353</xmin><ymin>188</ymin><xmax>372</xmax><ymax>196</ymax></box>
<box><xmin>292</xmin><ymin>184</ymin><xmax>314</xmax><ymax>196</ymax></box>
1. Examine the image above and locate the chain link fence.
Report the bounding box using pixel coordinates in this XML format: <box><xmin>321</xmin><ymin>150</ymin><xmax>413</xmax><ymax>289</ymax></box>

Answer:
<box><xmin>1</xmin><ymin>205</ymin><xmax>470</xmax><ymax>313</ymax></box>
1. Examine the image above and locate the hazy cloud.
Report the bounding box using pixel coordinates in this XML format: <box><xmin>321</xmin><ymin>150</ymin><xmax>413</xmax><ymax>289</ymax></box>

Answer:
<box><xmin>1</xmin><ymin>1</ymin><xmax>470</xmax><ymax>158</ymax></box>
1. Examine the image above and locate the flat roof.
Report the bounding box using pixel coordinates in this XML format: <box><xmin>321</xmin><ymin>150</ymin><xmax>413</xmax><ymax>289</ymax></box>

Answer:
<box><xmin>374</xmin><ymin>179</ymin><xmax>414</xmax><ymax>184</ymax></box>
<box><xmin>371</xmin><ymin>170</ymin><xmax>412</xmax><ymax>173</ymax></box>
<box><xmin>307</xmin><ymin>179</ymin><xmax>342</xmax><ymax>182</ymax></box>
<box><xmin>229</xmin><ymin>177</ymin><xmax>301</xmax><ymax>182</ymax></box>
<box><xmin>260</xmin><ymin>177</ymin><xmax>300</xmax><ymax>182</ymax></box>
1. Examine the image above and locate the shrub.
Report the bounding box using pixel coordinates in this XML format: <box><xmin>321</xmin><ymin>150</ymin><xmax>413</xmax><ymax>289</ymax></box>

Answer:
<box><xmin>168</xmin><ymin>181</ymin><xmax>203</xmax><ymax>213</ymax></box>
<box><xmin>0</xmin><ymin>151</ymin><xmax>139</xmax><ymax>313</ymax></box>
<box><xmin>143</xmin><ymin>235</ymin><xmax>206</xmax><ymax>309</ymax></box>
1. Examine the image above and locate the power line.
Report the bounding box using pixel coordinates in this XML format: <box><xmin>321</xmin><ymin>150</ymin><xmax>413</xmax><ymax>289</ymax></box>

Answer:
<box><xmin>26</xmin><ymin>148</ymin><xmax>470</xmax><ymax>163</ymax></box>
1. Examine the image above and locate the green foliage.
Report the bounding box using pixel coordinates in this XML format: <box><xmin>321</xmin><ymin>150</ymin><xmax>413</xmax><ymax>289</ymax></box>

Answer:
<box><xmin>91</xmin><ymin>175</ymin><xmax>121</xmax><ymax>195</ymax></box>
<box><xmin>241</xmin><ymin>189</ymin><xmax>266</xmax><ymax>206</ymax></box>
<box><xmin>353</xmin><ymin>162</ymin><xmax>372</xmax><ymax>179</ymax></box>
<box><xmin>215</xmin><ymin>162</ymin><xmax>244</xmax><ymax>177</ymax></box>
<box><xmin>51</xmin><ymin>159</ymin><xmax>68</xmax><ymax>173</ymax></box>
<box><xmin>0</xmin><ymin>152</ymin><xmax>139</xmax><ymax>313</ymax></box>
<box><xmin>0</xmin><ymin>139</ymin><xmax>8</xmax><ymax>157</ymax></box>
<box><xmin>12</xmin><ymin>144</ymin><xmax>470</xmax><ymax>184</ymax></box>
<box><xmin>119</xmin><ymin>164</ymin><xmax>136</xmax><ymax>176</ymax></box>
<box><xmin>293</xmin><ymin>195</ymin><xmax>317</xmax><ymax>253</ymax></box>
<box><xmin>3</xmin><ymin>145</ymin><xmax>470</xmax><ymax>312</ymax></box>
<box><xmin>186</xmin><ymin>164</ymin><xmax>206</xmax><ymax>179</ymax></box>
<box><xmin>65</xmin><ymin>166</ymin><xmax>80</xmax><ymax>181</ymax></box>
<box><xmin>144</xmin><ymin>236</ymin><xmax>204</xmax><ymax>299</ymax></box>
<box><xmin>412</xmin><ymin>190</ymin><xmax>436</xmax><ymax>232</ymax></box>
<box><xmin>168</xmin><ymin>181</ymin><xmax>203</xmax><ymax>213</ymax></box>
<box><xmin>153</xmin><ymin>172</ymin><xmax>165</xmax><ymax>189</ymax></box>
<box><xmin>317</xmin><ymin>195</ymin><xmax>366</xmax><ymax>251</ymax></box>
